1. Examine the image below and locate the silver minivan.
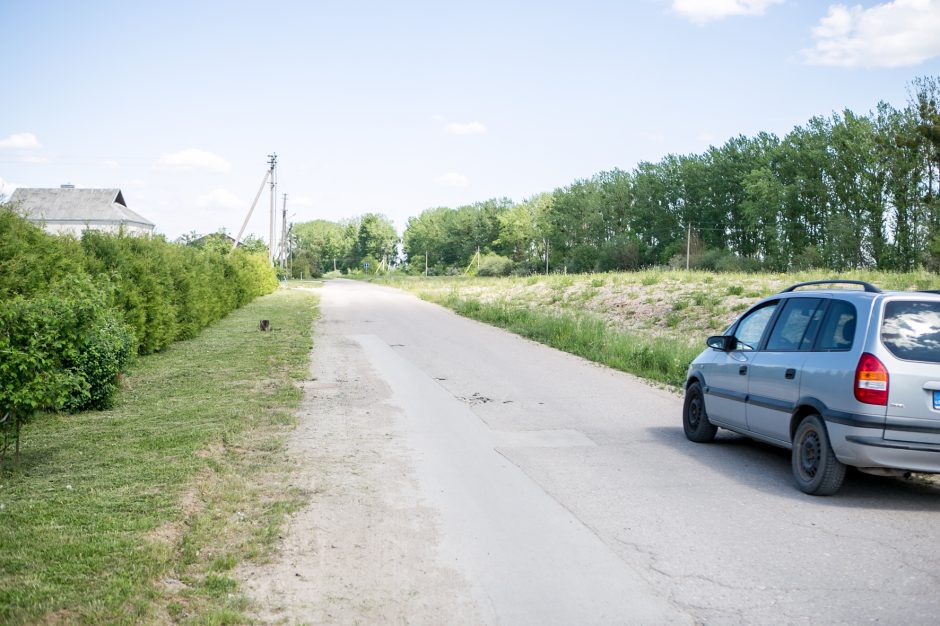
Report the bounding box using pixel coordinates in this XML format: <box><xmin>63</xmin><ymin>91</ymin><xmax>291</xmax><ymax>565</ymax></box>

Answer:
<box><xmin>683</xmin><ymin>280</ymin><xmax>940</xmax><ymax>495</ymax></box>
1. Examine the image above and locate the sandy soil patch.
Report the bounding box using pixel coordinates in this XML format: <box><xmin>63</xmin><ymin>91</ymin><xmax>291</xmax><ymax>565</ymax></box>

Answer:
<box><xmin>238</xmin><ymin>331</ymin><xmax>480</xmax><ymax>625</ymax></box>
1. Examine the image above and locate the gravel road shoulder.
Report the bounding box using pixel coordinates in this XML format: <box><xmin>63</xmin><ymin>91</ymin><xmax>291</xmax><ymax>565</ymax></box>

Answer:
<box><xmin>238</xmin><ymin>329</ymin><xmax>482</xmax><ymax>625</ymax></box>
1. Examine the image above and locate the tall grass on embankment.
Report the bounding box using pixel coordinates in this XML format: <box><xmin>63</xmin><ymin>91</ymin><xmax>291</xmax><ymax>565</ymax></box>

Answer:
<box><xmin>371</xmin><ymin>268</ymin><xmax>940</xmax><ymax>388</ymax></box>
<box><xmin>430</xmin><ymin>291</ymin><xmax>699</xmax><ymax>387</ymax></box>
<box><xmin>0</xmin><ymin>288</ymin><xmax>318</xmax><ymax>625</ymax></box>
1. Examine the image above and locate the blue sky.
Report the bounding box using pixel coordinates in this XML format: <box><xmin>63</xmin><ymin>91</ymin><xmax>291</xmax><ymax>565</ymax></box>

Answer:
<box><xmin>2</xmin><ymin>0</ymin><xmax>940</xmax><ymax>242</ymax></box>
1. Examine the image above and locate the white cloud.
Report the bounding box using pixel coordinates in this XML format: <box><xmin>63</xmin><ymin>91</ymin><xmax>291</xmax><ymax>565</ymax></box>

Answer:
<box><xmin>803</xmin><ymin>0</ymin><xmax>940</xmax><ymax>67</ymax></box>
<box><xmin>196</xmin><ymin>189</ymin><xmax>243</xmax><ymax>211</ymax></box>
<box><xmin>101</xmin><ymin>160</ymin><xmax>120</xmax><ymax>168</ymax></box>
<box><xmin>671</xmin><ymin>0</ymin><xmax>783</xmax><ymax>23</ymax></box>
<box><xmin>445</xmin><ymin>121</ymin><xmax>487</xmax><ymax>135</ymax></box>
<box><xmin>156</xmin><ymin>149</ymin><xmax>231</xmax><ymax>174</ymax></box>
<box><xmin>0</xmin><ymin>132</ymin><xmax>41</xmax><ymax>150</ymax></box>
<box><xmin>437</xmin><ymin>172</ymin><xmax>470</xmax><ymax>188</ymax></box>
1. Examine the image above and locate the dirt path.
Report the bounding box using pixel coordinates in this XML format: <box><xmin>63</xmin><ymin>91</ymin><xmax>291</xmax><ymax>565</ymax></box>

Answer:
<box><xmin>238</xmin><ymin>330</ymin><xmax>482</xmax><ymax>624</ymax></box>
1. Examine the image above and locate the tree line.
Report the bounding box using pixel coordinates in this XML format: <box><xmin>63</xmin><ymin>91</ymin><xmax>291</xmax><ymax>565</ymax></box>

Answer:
<box><xmin>287</xmin><ymin>77</ymin><xmax>940</xmax><ymax>276</ymax></box>
<box><xmin>287</xmin><ymin>213</ymin><xmax>398</xmax><ymax>278</ymax></box>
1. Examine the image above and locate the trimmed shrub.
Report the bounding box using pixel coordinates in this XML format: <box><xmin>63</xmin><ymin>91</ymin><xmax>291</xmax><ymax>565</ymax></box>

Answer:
<box><xmin>80</xmin><ymin>232</ymin><xmax>178</xmax><ymax>354</ymax></box>
<box><xmin>0</xmin><ymin>205</ymin><xmax>86</xmax><ymax>299</ymax></box>
<box><xmin>56</xmin><ymin>277</ymin><xmax>136</xmax><ymax>411</ymax></box>
<box><xmin>80</xmin><ymin>232</ymin><xmax>278</xmax><ymax>354</ymax></box>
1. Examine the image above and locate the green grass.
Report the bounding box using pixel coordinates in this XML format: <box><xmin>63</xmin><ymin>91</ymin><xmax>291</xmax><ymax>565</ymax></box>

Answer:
<box><xmin>369</xmin><ymin>268</ymin><xmax>940</xmax><ymax>387</ymax></box>
<box><xmin>432</xmin><ymin>293</ymin><xmax>699</xmax><ymax>387</ymax></box>
<box><xmin>0</xmin><ymin>288</ymin><xmax>318</xmax><ymax>624</ymax></box>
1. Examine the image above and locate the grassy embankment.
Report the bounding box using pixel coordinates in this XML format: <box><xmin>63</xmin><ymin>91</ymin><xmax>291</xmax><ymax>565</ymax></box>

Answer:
<box><xmin>0</xmin><ymin>287</ymin><xmax>318</xmax><ymax>625</ymax></box>
<box><xmin>374</xmin><ymin>269</ymin><xmax>940</xmax><ymax>388</ymax></box>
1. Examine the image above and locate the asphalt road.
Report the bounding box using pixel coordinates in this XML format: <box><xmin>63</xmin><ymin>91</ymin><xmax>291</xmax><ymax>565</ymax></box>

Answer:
<box><xmin>309</xmin><ymin>279</ymin><xmax>940</xmax><ymax>625</ymax></box>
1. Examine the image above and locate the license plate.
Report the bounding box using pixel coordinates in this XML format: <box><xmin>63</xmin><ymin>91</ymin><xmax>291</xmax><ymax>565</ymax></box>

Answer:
<box><xmin>934</xmin><ymin>391</ymin><xmax>940</xmax><ymax>411</ymax></box>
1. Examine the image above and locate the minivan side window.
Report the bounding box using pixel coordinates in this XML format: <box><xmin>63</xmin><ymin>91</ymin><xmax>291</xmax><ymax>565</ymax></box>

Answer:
<box><xmin>766</xmin><ymin>298</ymin><xmax>824</xmax><ymax>352</ymax></box>
<box><xmin>882</xmin><ymin>300</ymin><xmax>940</xmax><ymax>363</ymax></box>
<box><xmin>815</xmin><ymin>300</ymin><xmax>857</xmax><ymax>351</ymax></box>
<box><xmin>733</xmin><ymin>301</ymin><xmax>779</xmax><ymax>350</ymax></box>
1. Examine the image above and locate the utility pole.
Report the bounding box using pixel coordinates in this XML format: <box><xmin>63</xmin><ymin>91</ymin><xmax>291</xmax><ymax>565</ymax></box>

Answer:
<box><xmin>267</xmin><ymin>153</ymin><xmax>278</xmax><ymax>263</ymax></box>
<box><xmin>544</xmin><ymin>238</ymin><xmax>549</xmax><ymax>275</ymax></box>
<box><xmin>686</xmin><ymin>222</ymin><xmax>691</xmax><ymax>271</ymax></box>
<box><xmin>280</xmin><ymin>193</ymin><xmax>288</xmax><ymax>268</ymax></box>
<box><xmin>288</xmin><ymin>223</ymin><xmax>293</xmax><ymax>277</ymax></box>
<box><xmin>425</xmin><ymin>252</ymin><xmax>428</xmax><ymax>277</ymax></box>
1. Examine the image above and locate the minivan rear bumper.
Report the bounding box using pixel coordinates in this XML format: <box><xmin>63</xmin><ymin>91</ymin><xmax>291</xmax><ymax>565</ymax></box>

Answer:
<box><xmin>833</xmin><ymin>428</ymin><xmax>940</xmax><ymax>473</ymax></box>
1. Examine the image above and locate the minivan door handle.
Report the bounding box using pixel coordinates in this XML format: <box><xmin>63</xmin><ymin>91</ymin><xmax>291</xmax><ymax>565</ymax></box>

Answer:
<box><xmin>785</xmin><ymin>368</ymin><xmax>796</xmax><ymax>380</ymax></box>
<box><xmin>739</xmin><ymin>366</ymin><xmax>748</xmax><ymax>376</ymax></box>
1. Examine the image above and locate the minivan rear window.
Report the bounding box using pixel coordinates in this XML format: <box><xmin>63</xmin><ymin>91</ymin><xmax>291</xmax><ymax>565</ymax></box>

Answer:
<box><xmin>815</xmin><ymin>300</ymin><xmax>856</xmax><ymax>351</ymax></box>
<box><xmin>881</xmin><ymin>301</ymin><xmax>940</xmax><ymax>363</ymax></box>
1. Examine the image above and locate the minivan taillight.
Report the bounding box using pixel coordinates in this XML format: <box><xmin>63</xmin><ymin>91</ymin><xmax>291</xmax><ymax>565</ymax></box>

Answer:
<box><xmin>855</xmin><ymin>352</ymin><xmax>888</xmax><ymax>405</ymax></box>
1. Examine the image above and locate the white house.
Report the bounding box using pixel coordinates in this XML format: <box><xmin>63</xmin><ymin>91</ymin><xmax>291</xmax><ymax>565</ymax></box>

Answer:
<box><xmin>9</xmin><ymin>186</ymin><xmax>155</xmax><ymax>236</ymax></box>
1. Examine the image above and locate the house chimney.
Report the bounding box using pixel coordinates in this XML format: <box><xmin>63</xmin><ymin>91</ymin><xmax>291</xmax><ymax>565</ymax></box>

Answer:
<box><xmin>60</xmin><ymin>184</ymin><xmax>75</xmax><ymax>189</ymax></box>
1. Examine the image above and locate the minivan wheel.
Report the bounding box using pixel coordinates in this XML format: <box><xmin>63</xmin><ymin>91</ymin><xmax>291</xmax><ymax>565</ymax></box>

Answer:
<box><xmin>792</xmin><ymin>415</ymin><xmax>846</xmax><ymax>496</ymax></box>
<box><xmin>683</xmin><ymin>382</ymin><xmax>717</xmax><ymax>443</ymax></box>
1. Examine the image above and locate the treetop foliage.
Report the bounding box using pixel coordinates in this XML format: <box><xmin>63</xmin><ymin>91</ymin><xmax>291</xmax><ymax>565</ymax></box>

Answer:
<box><xmin>286</xmin><ymin>77</ymin><xmax>940</xmax><ymax>276</ymax></box>
<box><xmin>289</xmin><ymin>212</ymin><xmax>397</xmax><ymax>277</ymax></box>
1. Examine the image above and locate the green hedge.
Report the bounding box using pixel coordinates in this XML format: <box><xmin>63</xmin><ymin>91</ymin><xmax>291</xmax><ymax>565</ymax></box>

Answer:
<box><xmin>79</xmin><ymin>231</ymin><xmax>278</xmax><ymax>355</ymax></box>
<box><xmin>0</xmin><ymin>206</ymin><xmax>278</xmax><ymax>459</ymax></box>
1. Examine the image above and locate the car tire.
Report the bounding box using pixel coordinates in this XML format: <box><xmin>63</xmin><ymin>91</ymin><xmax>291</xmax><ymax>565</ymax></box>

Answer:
<box><xmin>683</xmin><ymin>381</ymin><xmax>717</xmax><ymax>443</ymax></box>
<box><xmin>792</xmin><ymin>415</ymin><xmax>846</xmax><ymax>496</ymax></box>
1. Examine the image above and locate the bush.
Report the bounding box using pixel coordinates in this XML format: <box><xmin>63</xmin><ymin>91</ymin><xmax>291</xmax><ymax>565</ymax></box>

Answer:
<box><xmin>58</xmin><ymin>278</ymin><xmax>136</xmax><ymax>412</ymax></box>
<box><xmin>0</xmin><ymin>205</ymin><xmax>86</xmax><ymax>299</ymax></box>
<box><xmin>0</xmin><ymin>210</ymin><xmax>280</xmax><ymax>464</ymax></box>
<box><xmin>596</xmin><ymin>237</ymin><xmax>644</xmax><ymax>272</ymax></box>
<box><xmin>566</xmin><ymin>245</ymin><xmax>600</xmax><ymax>273</ymax></box>
<box><xmin>683</xmin><ymin>248</ymin><xmax>765</xmax><ymax>273</ymax></box>
<box><xmin>792</xmin><ymin>245</ymin><xmax>825</xmax><ymax>271</ymax></box>
<box><xmin>477</xmin><ymin>253</ymin><xmax>514</xmax><ymax>276</ymax></box>
<box><xmin>81</xmin><ymin>232</ymin><xmax>178</xmax><ymax>354</ymax></box>
<box><xmin>81</xmin><ymin>232</ymin><xmax>278</xmax><ymax>354</ymax></box>
<box><xmin>0</xmin><ymin>277</ymin><xmax>135</xmax><ymax>462</ymax></box>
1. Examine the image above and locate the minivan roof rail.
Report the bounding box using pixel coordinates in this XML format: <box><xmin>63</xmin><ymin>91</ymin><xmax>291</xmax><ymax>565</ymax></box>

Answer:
<box><xmin>780</xmin><ymin>280</ymin><xmax>882</xmax><ymax>293</ymax></box>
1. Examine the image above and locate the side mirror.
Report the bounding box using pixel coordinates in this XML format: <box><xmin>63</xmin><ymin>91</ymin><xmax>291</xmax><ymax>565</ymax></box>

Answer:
<box><xmin>706</xmin><ymin>335</ymin><xmax>735</xmax><ymax>351</ymax></box>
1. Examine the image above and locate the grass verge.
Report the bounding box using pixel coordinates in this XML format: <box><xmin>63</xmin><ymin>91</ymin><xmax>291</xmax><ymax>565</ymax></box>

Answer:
<box><xmin>371</xmin><ymin>268</ymin><xmax>940</xmax><ymax>388</ymax></box>
<box><xmin>0</xmin><ymin>288</ymin><xmax>318</xmax><ymax>625</ymax></box>
<box><xmin>429</xmin><ymin>291</ymin><xmax>699</xmax><ymax>387</ymax></box>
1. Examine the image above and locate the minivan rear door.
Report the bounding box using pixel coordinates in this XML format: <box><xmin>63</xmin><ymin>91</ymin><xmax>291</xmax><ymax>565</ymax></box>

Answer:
<box><xmin>879</xmin><ymin>298</ymin><xmax>940</xmax><ymax>444</ymax></box>
<box><xmin>746</xmin><ymin>297</ymin><xmax>825</xmax><ymax>444</ymax></box>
